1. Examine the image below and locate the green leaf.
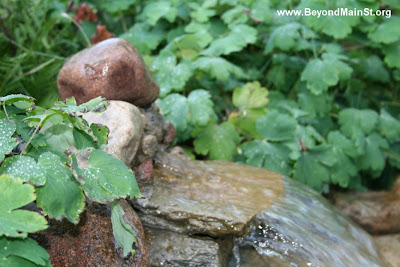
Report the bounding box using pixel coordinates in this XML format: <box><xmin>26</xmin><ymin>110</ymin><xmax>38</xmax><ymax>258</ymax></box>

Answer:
<box><xmin>228</xmin><ymin>108</ymin><xmax>267</xmax><ymax>138</ymax></box>
<box><xmin>0</xmin><ymin>119</ymin><xmax>18</xmax><ymax>162</ymax></box>
<box><xmin>72</xmin><ymin>150</ymin><xmax>141</xmax><ymax>203</ymax></box>
<box><xmin>189</xmin><ymin>2</ymin><xmax>216</xmax><ymax>22</ymax></box>
<box><xmin>256</xmin><ymin>110</ymin><xmax>297</xmax><ymax>142</ymax></box>
<box><xmin>142</xmin><ymin>1</ymin><xmax>177</xmax><ymax>25</ymax></box>
<box><xmin>36</xmin><ymin>152</ymin><xmax>85</xmax><ymax>223</ymax></box>
<box><xmin>157</xmin><ymin>94</ymin><xmax>189</xmax><ymax>140</ymax></box>
<box><xmin>0</xmin><ymin>175</ymin><xmax>48</xmax><ymax>237</ymax></box>
<box><xmin>339</xmin><ymin>108</ymin><xmax>379</xmax><ymax>137</ymax></box>
<box><xmin>43</xmin><ymin>124</ymin><xmax>75</xmax><ymax>153</ymax></box>
<box><xmin>293</xmin><ymin>145</ymin><xmax>336</xmax><ymax>191</ymax></box>
<box><xmin>152</xmin><ymin>51</ymin><xmax>192</xmax><ymax>97</ymax></box>
<box><xmin>327</xmin><ymin>131</ymin><xmax>358</xmax><ymax>187</ymax></box>
<box><xmin>187</xmin><ymin>89</ymin><xmax>217</xmax><ymax>126</ymax></box>
<box><xmin>357</xmin><ymin>133</ymin><xmax>389</xmax><ymax>174</ymax></box>
<box><xmin>361</xmin><ymin>55</ymin><xmax>390</xmax><ymax>83</ymax></box>
<box><xmin>192</xmin><ymin>56</ymin><xmax>245</xmax><ymax>81</ymax></box>
<box><xmin>368</xmin><ymin>16</ymin><xmax>400</xmax><ymax>44</ymax></box>
<box><xmin>121</xmin><ymin>22</ymin><xmax>165</xmax><ymax>55</ymax></box>
<box><xmin>383</xmin><ymin>42</ymin><xmax>400</xmax><ymax>69</ymax></box>
<box><xmin>52</xmin><ymin>96</ymin><xmax>108</xmax><ymax>114</ymax></box>
<box><xmin>193</xmin><ymin>122</ymin><xmax>240</xmax><ymax>160</ymax></box>
<box><xmin>100</xmin><ymin>0</ymin><xmax>136</xmax><ymax>13</ymax></box>
<box><xmin>0</xmin><ymin>236</ymin><xmax>51</xmax><ymax>267</ymax></box>
<box><xmin>232</xmin><ymin>81</ymin><xmax>269</xmax><ymax>109</ymax></box>
<box><xmin>0</xmin><ymin>155</ymin><xmax>45</xmax><ymax>186</ymax></box>
<box><xmin>201</xmin><ymin>24</ymin><xmax>257</xmax><ymax>56</ymax></box>
<box><xmin>298</xmin><ymin>89</ymin><xmax>331</xmax><ymax>116</ymax></box>
<box><xmin>379</xmin><ymin>109</ymin><xmax>400</xmax><ymax>141</ymax></box>
<box><xmin>0</xmin><ymin>94</ymin><xmax>35</xmax><ymax>107</ymax></box>
<box><xmin>241</xmin><ymin>140</ymin><xmax>291</xmax><ymax>175</ymax></box>
<box><xmin>301</xmin><ymin>53</ymin><xmax>352</xmax><ymax>94</ymax></box>
<box><xmin>90</xmin><ymin>123</ymin><xmax>109</xmax><ymax>148</ymax></box>
<box><xmin>111</xmin><ymin>201</ymin><xmax>137</xmax><ymax>258</ymax></box>
<box><xmin>221</xmin><ymin>5</ymin><xmax>248</xmax><ymax>25</ymax></box>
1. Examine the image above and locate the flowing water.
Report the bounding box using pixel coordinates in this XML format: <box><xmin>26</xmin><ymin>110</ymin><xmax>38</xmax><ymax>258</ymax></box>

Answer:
<box><xmin>227</xmin><ymin>176</ymin><xmax>386</xmax><ymax>267</ymax></box>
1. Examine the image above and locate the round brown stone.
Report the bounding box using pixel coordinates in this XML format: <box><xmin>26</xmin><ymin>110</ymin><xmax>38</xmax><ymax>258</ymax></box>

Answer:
<box><xmin>57</xmin><ymin>38</ymin><xmax>159</xmax><ymax>107</ymax></box>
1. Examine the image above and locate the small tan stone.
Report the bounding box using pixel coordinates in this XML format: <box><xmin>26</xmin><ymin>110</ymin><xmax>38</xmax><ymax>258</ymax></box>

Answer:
<box><xmin>57</xmin><ymin>38</ymin><xmax>159</xmax><ymax>107</ymax></box>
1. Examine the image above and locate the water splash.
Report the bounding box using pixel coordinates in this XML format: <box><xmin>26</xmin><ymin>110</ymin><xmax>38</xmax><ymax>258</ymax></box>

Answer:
<box><xmin>229</xmin><ymin>176</ymin><xmax>387</xmax><ymax>267</ymax></box>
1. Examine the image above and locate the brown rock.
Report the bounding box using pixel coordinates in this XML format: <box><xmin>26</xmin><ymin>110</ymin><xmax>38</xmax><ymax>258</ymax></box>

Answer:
<box><xmin>374</xmin><ymin>234</ymin><xmax>400</xmax><ymax>267</ymax></box>
<box><xmin>134</xmin><ymin>159</ymin><xmax>154</xmax><ymax>186</ymax></box>
<box><xmin>332</xmin><ymin>179</ymin><xmax>400</xmax><ymax>234</ymax></box>
<box><xmin>57</xmin><ymin>38</ymin><xmax>159</xmax><ymax>107</ymax></box>
<box><xmin>31</xmin><ymin>201</ymin><xmax>148</xmax><ymax>267</ymax></box>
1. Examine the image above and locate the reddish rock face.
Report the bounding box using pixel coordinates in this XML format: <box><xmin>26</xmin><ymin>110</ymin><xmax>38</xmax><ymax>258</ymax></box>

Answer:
<box><xmin>57</xmin><ymin>38</ymin><xmax>159</xmax><ymax>107</ymax></box>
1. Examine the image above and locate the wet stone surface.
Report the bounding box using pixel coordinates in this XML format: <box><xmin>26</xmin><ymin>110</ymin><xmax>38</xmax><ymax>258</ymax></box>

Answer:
<box><xmin>57</xmin><ymin>38</ymin><xmax>159</xmax><ymax>107</ymax></box>
<box><xmin>132</xmin><ymin>151</ymin><xmax>284</xmax><ymax>237</ymax></box>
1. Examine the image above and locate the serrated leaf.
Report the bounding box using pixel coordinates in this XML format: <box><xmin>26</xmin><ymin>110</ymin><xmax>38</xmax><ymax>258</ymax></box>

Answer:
<box><xmin>241</xmin><ymin>140</ymin><xmax>291</xmax><ymax>175</ymax></box>
<box><xmin>228</xmin><ymin>108</ymin><xmax>267</xmax><ymax>138</ymax></box>
<box><xmin>192</xmin><ymin>57</ymin><xmax>245</xmax><ymax>81</ymax></box>
<box><xmin>36</xmin><ymin>152</ymin><xmax>84</xmax><ymax>223</ymax></box>
<box><xmin>298</xmin><ymin>89</ymin><xmax>331</xmax><ymax>116</ymax></box>
<box><xmin>327</xmin><ymin>131</ymin><xmax>358</xmax><ymax>187</ymax></box>
<box><xmin>0</xmin><ymin>236</ymin><xmax>51</xmax><ymax>267</ymax></box>
<box><xmin>111</xmin><ymin>201</ymin><xmax>137</xmax><ymax>258</ymax></box>
<box><xmin>368</xmin><ymin>16</ymin><xmax>400</xmax><ymax>44</ymax></box>
<box><xmin>293</xmin><ymin>145</ymin><xmax>336</xmax><ymax>191</ymax></box>
<box><xmin>379</xmin><ymin>109</ymin><xmax>400</xmax><ymax>141</ymax></box>
<box><xmin>121</xmin><ymin>22</ymin><xmax>165</xmax><ymax>55</ymax></box>
<box><xmin>152</xmin><ymin>51</ymin><xmax>192</xmax><ymax>97</ymax></box>
<box><xmin>72</xmin><ymin>150</ymin><xmax>141</xmax><ymax>203</ymax></box>
<box><xmin>201</xmin><ymin>24</ymin><xmax>257</xmax><ymax>56</ymax></box>
<box><xmin>256</xmin><ymin>110</ymin><xmax>297</xmax><ymax>141</ymax></box>
<box><xmin>301</xmin><ymin>53</ymin><xmax>352</xmax><ymax>94</ymax></box>
<box><xmin>143</xmin><ymin>1</ymin><xmax>177</xmax><ymax>25</ymax></box>
<box><xmin>232</xmin><ymin>81</ymin><xmax>269</xmax><ymax>109</ymax></box>
<box><xmin>187</xmin><ymin>89</ymin><xmax>217</xmax><ymax>126</ymax></box>
<box><xmin>0</xmin><ymin>119</ymin><xmax>17</xmax><ymax>162</ymax></box>
<box><xmin>0</xmin><ymin>155</ymin><xmax>45</xmax><ymax>186</ymax></box>
<box><xmin>357</xmin><ymin>133</ymin><xmax>389</xmax><ymax>174</ymax></box>
<box><xmin>339</xmin><ymin>108</ymin><xmax>379</xmax><ymax>137</ymax></box>
<box><xmin>0</xmin><ymin>175</ymin><xmax>48</xmax><ymax>237</ymax></box>
<box><xmin>189</xmin><ymin>2</ymin><xmax>216</xmax><ymax>22</ymax></box>
<box><xmin>383</xmin><ymin>42</ymin><xmax>400</xmax><ymax>69</ymax></box>
<box><xmin>193</xmin><ymin>122</ymin><xmax>240</xmax><ymax>160</ymax></box>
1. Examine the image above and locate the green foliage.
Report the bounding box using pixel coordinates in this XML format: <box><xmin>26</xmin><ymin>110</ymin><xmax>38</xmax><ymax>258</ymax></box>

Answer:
<box><xmin>0</xmin><ymin>95</ymin><xmax>140</xmax><ymax>264</ymax></box>
<box><xmin>3</xmin><ymin>0</ymin><xmax>400</xmax><ymax>194</ymax></box>
<box><xmin>111</xmin><ymin>201</ymin><xmax>137</xmax><ymax>258</ymax></box>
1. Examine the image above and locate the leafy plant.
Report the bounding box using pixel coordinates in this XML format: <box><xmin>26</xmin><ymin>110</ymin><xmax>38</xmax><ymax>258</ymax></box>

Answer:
<box><xmin>0</xmin><ymin>94</ymin><xmax>141</xmax><ymax>266</ymax></box>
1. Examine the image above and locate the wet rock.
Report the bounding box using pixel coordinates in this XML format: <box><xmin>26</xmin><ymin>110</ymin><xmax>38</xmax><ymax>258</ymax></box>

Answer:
<box><xmin>57</xmin><ymin>38</ymin><xmax>159</xmax><ymax>107</ymax></box>
<box><xmin>145</xmin><ymin>227</ymin><xmax>232</xmax><ymax>267</ymax></box>
<box><xmin>133</xmin><ymin>151</ymin><xmax>284</xmax><ymax>237</ymax></box>
<box><xmin>31</xmin><ymin>200</ymin><xmax>148</xmax><ymax>267</ymax></box>
<box><xmin>163</xmin><ymin>122</ymin><xmax>176</xmax><ymax>145</ymax></box>
<box><xmin>332</xmin><ymin>179</ymin><xmax>400</xmax><ymax>234</ymax></box>
<box><xmin>82</xmin><ymin>100</ymin><xmax>144</xmax><ymax>166</ymax></box>
<box><xmin>142</xmin><ymin>105</ymin><xmax>165</xmax><ymax>142</ymax></box>
<box><xmin>134</xmin><ymin>159</ymin><xmax>154</xmax><ymax>186</ymax></box>
<box><xmin>374</xmin><ymin>234</ymin><xmax>400</xmax><ymax>267</ymax></box>
<box><xmin>141</xmin><ymin>135</ymin><xmax>157</xmax><ymax>158</ymax></box>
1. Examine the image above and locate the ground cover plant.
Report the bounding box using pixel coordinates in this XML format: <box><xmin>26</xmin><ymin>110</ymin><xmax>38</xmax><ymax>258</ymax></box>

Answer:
<box><xmin>0</xmin><ymin>94</ymin><xmax>141</xmax><ymax>266</ymax></box>
<box><xmin>1</xmin><ymin>0</ymin><xmax>400</xmax><ymax>191</ymax></box>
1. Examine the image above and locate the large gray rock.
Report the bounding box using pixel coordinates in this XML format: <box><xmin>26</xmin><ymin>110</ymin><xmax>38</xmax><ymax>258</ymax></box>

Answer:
<box><xmin>374</xmin><ymin>234</ymin><xmax>400</xmax><ymax>267</ymax></box>
<box><xmin>146</xmin><ymin>227</ymin><xmax>232</xmax><ymax>267</ymax></box>
<box><xmin>57</xmin><ymin>38</ymin><xmax>159</xmax><ymax>107</ymax></box>
<box><xmin>133</xmin><ymin>151</ymin><xmax>284</xmax><ymax>237</ymax></box>
<box><xmin>82</xmin><ymin>100</ymin><xmax>144</xmax><ymax>166</ymax></box>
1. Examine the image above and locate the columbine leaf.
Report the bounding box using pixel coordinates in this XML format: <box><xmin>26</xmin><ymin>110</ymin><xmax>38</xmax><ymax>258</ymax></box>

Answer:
<box><xmin>379</xmin><ymin>109</ymin><xmax>400</xmax><ymax>141</ymax></box>
<box><xmin>36</xmin><ymin>152</ymin><xmax>85</xmax><ymax>223</ymax></box>
<box><xmin>142</xmin><ymin>1</ymin><xmax>177</xmax><ymax>25</ymax></box>
<box><xmin>0</xmin><ymin>175</ymin><xmax>47</xmax><ymax>237</ymax></box>
<box><xmin>228</xmin><ymin>108</ymin><xmax>267</xmax><ymax>138</ymax></box>
<box><xmin>256</xmin><ymin>110</ymin><xmax>297</xmax><ymax>142</ymax></box>
<box><xmin>0</xmin><ymin>155</ymin><xmax>45</xmax><ymax>186</ymax></box>
<box><xmin>368</xmin><ymin>16</ymin><xmax>400</xmax><ymax>44</ymax></box>
<box><xmin>201</xmin><ymin>24</ymin><xmax>257</xmax><ymax>56</ymax></box>
<box><xmin>192</xmin><ymin>56</ymin><xmax>245</xmax><ymax>81</ymax></box>
<box><xmin>189</xmin><ymin>2</ymin><xmax>216</xmax><ymax>22</ymax></box>
<box><xmin>0</xmin><ymin>236</ymin><xmax>51</xmax><ymax>267</ymax></box>
<box><xmin>157</xmin><ymin>94</ymin><xmax>189</xmax><ymax>140</ymax></box>
<box><xmin>357</xmin><ymin>133</ymin><xmax>389</xmax><ymax>174</ymax></box>
<box><xmin>111</xmin><ymin>201</ymin><xmax>137</xmax><ymax>258</ymax></box>
<box><xmin>293</xmin><ymin>145</ymin><xmax>336</xmax><ymax>191</ymax></box>
<box><xmin>301</xmin><ymin>53</ymin><xmax>352</xmax><ymax>94</ymax></box>
<box><xmin>187</xmin><ymin>89</ymin><xmax>217</xmax><ymax>126</ymax></box>
<box><xmin>232</xmin><ymin>81</ymin><xmax>269</xmax><ymax>109</ymax></box>
<box><xmin>193</xmin><ymin>122</ymin><xmax>240</xmax><ymax>160</ymax></box>
<box><xmin>0</xmin><ymin>119</ymin><xmax>17</xmax><ymax>162</ymax></box>
<box><xmin>72</xmin><ymin>150</ymin><xmax>141</xmax><ymax>203</ymax></box>
<box><xmin>241</xmin><ymin>140</ymin><xmax>291</xmax><ymax>175</ymax></box>
<box><xmin>339</xmin><ymin>108</ymin><xmax>379</xmax><ymax>137</ymax></box>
